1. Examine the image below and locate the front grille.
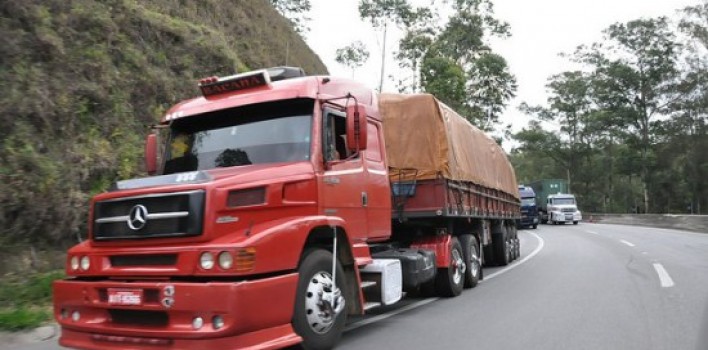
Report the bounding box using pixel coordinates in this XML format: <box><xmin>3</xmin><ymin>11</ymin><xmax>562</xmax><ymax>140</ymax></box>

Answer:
<box><xmin>109</xmin><ymin>254</ymin><xmax>177</xmax><ymax>267</ymax></box>
<box><xmin>93</xmin><ymin>190</ymin><xmax>205</xmax><ymax>241</ymax></box>
<box><xmin>108</xmin><ymin>309</ymin><xmax>168</xmax><ymax>327</ymax></box>
<box><xmin>561</xmin><ymin>208</ymin><xmax>575</xmax><ymax>213</ymax></box>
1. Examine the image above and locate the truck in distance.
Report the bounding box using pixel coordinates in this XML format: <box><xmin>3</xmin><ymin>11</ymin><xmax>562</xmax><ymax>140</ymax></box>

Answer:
<box><xmin>545</xmin><ymin>193</ymin><xmax>582</xmax><ymax>225</ymax></box>
<box><xmin>53</xmin><ymin>67</ymin><xmax>522</xmax><ymax>350</ymax></box>
<box><xmin>517</xmin><ymin>185</ymin><xmax>539</xmax><ymax>229</ymax></box>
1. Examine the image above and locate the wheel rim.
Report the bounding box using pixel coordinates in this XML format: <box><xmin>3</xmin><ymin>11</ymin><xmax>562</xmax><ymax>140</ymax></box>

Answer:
<box><xmin>304</xmin><ymin>271</ymin><xmax>337</xmax><ymax>334</ymax></box>
<box><xmin>452</xmin><ymin>248</ymin><xmax>465</xmax><ymax>285</ymax></box>
<box><xmin>469</xmin><ymin>248</ymin><xmax>480</xmax><ymax>278</ymax></box>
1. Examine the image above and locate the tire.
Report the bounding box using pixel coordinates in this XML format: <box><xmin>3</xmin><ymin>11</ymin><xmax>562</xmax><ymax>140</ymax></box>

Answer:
<box><xmin>493</xmin><ymin>226</ymin><xmax>510</xmax><ymax>266</ymax></box>
<box><xmin>532</xmin><ymin>224</ymin><xmax>538</xmax><ymax>229</ymax></box>
<box><xmin>573</xmin><ymin>221</ymin><xmax>579</xmax><ymax>225</ymax></box>
<box><xmin>293</xmin><ymin>249</ymin><xmax>347</xmax><ymax>350</ymax></box>
<box><xmin>434</xmin><ymin>237</ymin><xmax>465</xmax><ymax>297</ymax></box>
<box><xmin>459</xmin><ymin>235</ymin><xmax>481</xmax><ymax>289</ymax></box>
<box><xmin>515</xmin><ymin>238</ymin><xmax>521</xmax><ymax>259</ymax></box>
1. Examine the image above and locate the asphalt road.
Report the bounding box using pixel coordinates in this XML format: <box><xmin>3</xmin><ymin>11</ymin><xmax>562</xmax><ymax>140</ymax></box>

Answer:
<box><xmin>10</xmin><ymin>223</ymin><xmax>708</xmax><ymax>350</ymax></box>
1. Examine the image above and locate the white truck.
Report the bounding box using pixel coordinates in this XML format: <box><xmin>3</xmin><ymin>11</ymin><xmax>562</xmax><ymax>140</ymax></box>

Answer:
<box><xmin>546</xmin><ymin>194</ymin><xmax>582</xmax><ymax>225</ymax></box>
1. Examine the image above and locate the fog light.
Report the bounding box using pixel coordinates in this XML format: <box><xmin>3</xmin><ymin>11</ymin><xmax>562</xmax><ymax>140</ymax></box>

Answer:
<box><xmin>213</xmin><ymin>315</ymin><xmax>224</xmax><ymax>330</ymax></box>
<box><xmin>192</xmin><ymin>317</ymin><xmax>204</xmax><ymax>329</ymax></box>
<box><xmin>200</xmin><ymin>252</ymin><xmax>215</xmax><ymax>270</ymax></box>
<box><xmin>71</xmin><ymin>311</ymin><xmax>80</xmax><ymax>322</ymax></box>
<box><xmin>80</xmin><ymin>256</ymin><xmax>90</xmax><ymax>271</ymax></box>
<box><xmin>60</xmin><ymin>308</ymin><xmax>68</xmax><ymax>319</ymax></box>
<box><xmin>70</xmin><ymin>256</ymin><xmax>79</xmax><ymax>271</ymax></box>
<box><xmin>218</xmin><ymin>252</ymin><xmax>233</xmax><ymax>269</ymax></box>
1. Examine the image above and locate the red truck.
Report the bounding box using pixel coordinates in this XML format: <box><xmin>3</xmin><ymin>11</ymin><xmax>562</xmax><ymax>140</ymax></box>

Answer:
<box><xmin>53</xmin><ymin>67</ymin><xmax>521</xmax><ymax>350</ymax></box>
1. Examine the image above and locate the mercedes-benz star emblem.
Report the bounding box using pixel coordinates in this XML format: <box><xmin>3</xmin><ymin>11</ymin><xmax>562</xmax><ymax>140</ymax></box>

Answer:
<box><xmin>127</xmin><ymin>204</ymin><xmax>148</xmax><ymax>231</ymax></box>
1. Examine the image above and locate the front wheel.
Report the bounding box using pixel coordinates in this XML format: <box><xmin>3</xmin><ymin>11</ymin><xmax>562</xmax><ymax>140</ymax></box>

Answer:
<box><xmin>293</xmin><ymin>249</ymin><xmax>347</xmax><ymax>350</ymax></box>
<box><xmin>573</xmin><ymin>221</ymin><xmax>579</xmax><ymax>225</ymax></box>
<box><xmin>532</xmin><ymin>224</ymin><xmax>538</xmax><ymax>229</ymax></box>
<box><xmin>435</xmin><ymin>237</ymin><xmax>465</xmax><ymax>297</ymax></box>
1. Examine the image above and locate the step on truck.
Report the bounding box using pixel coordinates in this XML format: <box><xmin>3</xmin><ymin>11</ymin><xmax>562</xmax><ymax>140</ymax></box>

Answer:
<box><xmin>53</xmin><ymin>67</ymin><xmax>521</xmax><ymax>350</ymax></box>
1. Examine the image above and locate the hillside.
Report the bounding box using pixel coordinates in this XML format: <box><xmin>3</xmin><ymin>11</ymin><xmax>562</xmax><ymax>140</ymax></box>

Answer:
<box><xmin>0</xmin><ymin>0</ymin><xmax>328</xmax><ymax>245</ymax></box>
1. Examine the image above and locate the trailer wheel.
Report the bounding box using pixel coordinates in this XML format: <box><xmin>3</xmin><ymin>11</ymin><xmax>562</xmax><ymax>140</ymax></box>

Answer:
<box><xmin>435</xmin><ymin>237</ymin><xmax>465</xmax><ymax>297</ymax></box>
<box><xmin>292</xmin><ymin>249</ymin><xmax>347</xmax><ymax>350</ymax></box>
<box><xmin>459</xmin><ymin>235</ymin><xmax>481</xmax><ymax>289</ymax></box>
<box><xmin>493</xmin><ymin>226</ymin><xmax>510</xmax><ymax>266</ymax></box>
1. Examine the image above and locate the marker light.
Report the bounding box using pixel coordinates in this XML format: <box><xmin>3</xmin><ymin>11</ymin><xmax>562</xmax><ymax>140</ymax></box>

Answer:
<box><xmin>80</xmin><ymin>256</ymin><xmax>90</xmax><ymax>271</ymax></box>
<box><xmin>200</xmin><ymin>252</ymin><xmax>215</xmax><ymax>270</ymax></box>
<box><xmin>218</xmin><ymin>252</ymin><xmax>233</xmax><ymax>270</ymax></box>
<box><xmin>192</xmin><ymin>317</ymin><xmax>204</xmax><ymax>330</ymax></box>
<box><xmin>212</xmin><ymin>315</ymin><xmax>225</xmax><ymax>330</ymax></box>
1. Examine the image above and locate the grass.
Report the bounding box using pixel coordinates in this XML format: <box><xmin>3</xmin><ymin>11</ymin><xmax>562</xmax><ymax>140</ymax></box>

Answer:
<box><xmin>0</xmin><ymin>308</ymin><xmax>50</xmax><ymax>331</ymax></box>
<box><xmin>0</xmin><ymin>270</ymin><xmax>64</xmax><ymax>331</ymax></box>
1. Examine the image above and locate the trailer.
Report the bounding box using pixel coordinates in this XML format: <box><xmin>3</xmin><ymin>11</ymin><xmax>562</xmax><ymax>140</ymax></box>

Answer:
<box><xmin>53</xmin><ymin>68</ymin><xmax>521</xmax><ymax>350</ymax></box>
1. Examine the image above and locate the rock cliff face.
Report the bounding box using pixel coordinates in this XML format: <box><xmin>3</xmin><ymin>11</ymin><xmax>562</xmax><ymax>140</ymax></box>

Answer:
<box><xmin>0</xmin><ymin>0</ymin><xmax>328</xmax><ymax>244</ymax></box>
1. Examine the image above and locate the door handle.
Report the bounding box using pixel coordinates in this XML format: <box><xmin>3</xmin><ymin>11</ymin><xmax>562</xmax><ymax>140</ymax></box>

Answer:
<box><xmin>362</xmin><ymin>192</ymin><xmax>368</xmax><ymax>207</ymax></box>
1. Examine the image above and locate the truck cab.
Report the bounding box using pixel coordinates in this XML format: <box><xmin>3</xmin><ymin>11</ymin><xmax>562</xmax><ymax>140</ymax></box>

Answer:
<box><xmin>546</xmin><ymin>194</ymin><xmax>582</xmax><ymax>225</ymax></box>
<box><xmin>517</xmin><ymin>185</ymin><xmax>538</xmax><ymax>229</ymax></box>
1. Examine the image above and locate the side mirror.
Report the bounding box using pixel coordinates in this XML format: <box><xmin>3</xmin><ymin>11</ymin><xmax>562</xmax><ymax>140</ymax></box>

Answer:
<box><xmin>345</xmin><ymin>104</ymin><xmax>367</xmax><ymax>153</ymax></box>
<box><xmin>145</xmin><ymin>133</ymin><xmax>158</xmax><ymax>175</ymax></box>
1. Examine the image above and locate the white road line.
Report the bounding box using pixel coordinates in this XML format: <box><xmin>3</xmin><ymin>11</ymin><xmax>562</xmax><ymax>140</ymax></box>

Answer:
<box><xmin>485</xmin><ymin>231</ymin><xmax>545</xmax><ymax>281</ymax></box>
<box><xmin>620</xmin><ymin>239</ymin><xmax>635</xmax><ymax>247</ymax></box>
<box><xmin>652</xmin><ymin>263</ymin><xmax>675</xmax><ymax>288</ymax></box>
<box><xmin>586</xmin><ymin>230</ymin><xmax>599</xmax><ymax>235</ymax></box>
<box><xmin>345</xmin><ymin>231</ymin><xmax>545</xmax><ymax>331</ymax></box>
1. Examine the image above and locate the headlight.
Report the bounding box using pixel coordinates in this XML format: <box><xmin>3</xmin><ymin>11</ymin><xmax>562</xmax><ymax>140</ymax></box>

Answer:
<box><xmin>80</xmin><ymin>256</ymin><xmax>90</xmax><ymax>271</ymax></box>
<box><xmin>70</xmin><ymin>256</ymin><xmax>80</xmax><ymax>271</ymax></box>
<box><xmin>218</xmin><ymin>252</ymin><xmax>233</xmax><ymax>269</ymax></box>
<box><xmin>200</xmin><ymin>252</ymin><xmax>215</xmax><ymax>270</ymax></box>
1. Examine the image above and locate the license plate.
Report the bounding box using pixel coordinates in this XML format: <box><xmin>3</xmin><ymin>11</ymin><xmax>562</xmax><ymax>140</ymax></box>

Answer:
<box><xmin>565</xmin><ymin>214</ymin><xmax>572</xmax><ymax>220</ymax></box>
<box><xmin>107</xmin><ymin>288</ymin><xmax>143</xmax><ymax>306</ymax></box>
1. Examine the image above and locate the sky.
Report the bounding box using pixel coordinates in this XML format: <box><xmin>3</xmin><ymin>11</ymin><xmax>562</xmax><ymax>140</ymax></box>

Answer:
<box><xmin>304</xmin><ymin>0</ymin><xmax>700</xmax><ymax>140</ymax></box>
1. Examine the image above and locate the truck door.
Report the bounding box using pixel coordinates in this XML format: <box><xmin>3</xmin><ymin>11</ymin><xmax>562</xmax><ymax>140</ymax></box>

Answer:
<box><xmin>363</xmin><ymin>121</ymin><xmax>391</xmax><ymax>241</ymax></box>
<box><xmin>320</xmin><ymin>109</ymin><xmax>367</xmax><ymax>243</ymax></box>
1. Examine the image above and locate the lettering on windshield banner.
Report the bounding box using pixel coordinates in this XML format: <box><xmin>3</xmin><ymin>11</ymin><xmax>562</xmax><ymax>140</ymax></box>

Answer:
<box><xmin>112</xmin><ymin>171</ymin><xmax>212</xmax><ymax>191</ymax></box>
<box><xmin>200</xmin><ymin>71</ymin><xmax>270</xmax><ymax>97</ymax></box>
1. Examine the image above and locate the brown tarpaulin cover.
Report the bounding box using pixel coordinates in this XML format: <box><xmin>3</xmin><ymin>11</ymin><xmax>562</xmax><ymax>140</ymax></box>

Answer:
<box><xmin>379</xmin><ymin>93</ymin><xmax>519</xmax><ymax>200</ymax></box>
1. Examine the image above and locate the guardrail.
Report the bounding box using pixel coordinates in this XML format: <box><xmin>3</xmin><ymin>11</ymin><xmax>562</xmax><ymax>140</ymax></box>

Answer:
<box><xmin>585</xmin><ymin>213</ymin><xmax>708</xmax><ymax>233</ymax></box>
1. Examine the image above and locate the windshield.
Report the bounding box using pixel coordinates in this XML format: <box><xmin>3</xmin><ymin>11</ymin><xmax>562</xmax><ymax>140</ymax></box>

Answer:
<box><xmin>521</xmin><ymin>198</ymin><xmax>535</xmax><ymax>206</ymax></box>
<box><xmin>163</xmin><ymin>99</ymin><xmax>313</xmax><ymax>174</ymax></box>
<box><xmin>552</xmin><ymin>198</ymin><xmax>576</xmax><ymax>205</ymax></box>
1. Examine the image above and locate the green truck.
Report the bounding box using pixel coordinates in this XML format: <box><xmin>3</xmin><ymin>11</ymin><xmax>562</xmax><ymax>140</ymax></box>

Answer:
<box><xmin>528</xmin><ymin>179</ymin><xmax>582</xmax><ymax>225</ymax></box>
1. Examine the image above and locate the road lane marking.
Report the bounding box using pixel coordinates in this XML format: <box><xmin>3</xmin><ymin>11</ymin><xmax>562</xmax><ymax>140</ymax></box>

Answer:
<box><xmin>620</xmin><ymin>239</ymin><xmax>635</xmax><ymax>247</ymax></box>
<box><xmin>345</xmin><ymin>231</ymin><xmax>545</xmax><ymax>331</ymax></box>
<box><xmin>586</xmin><ymin>230</ymin><xmax>598</xmax><ymax>235</ymax></box>
<box><xmin>652</xmin><ymin>263</ymin><xmax>675</xmax><ymax>288</ymax></box>
<box><xmin>485</xmin><ymin>231</ymin><xmax>544</xmax><ymax>281</ymax></box>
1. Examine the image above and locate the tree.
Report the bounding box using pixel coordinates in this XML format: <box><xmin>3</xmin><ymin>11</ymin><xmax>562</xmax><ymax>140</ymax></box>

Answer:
<box><xmin>358</xmin><ymin>0</ymin><xmax>417</xmax><ymax>91</ymax></box>
<box><xmin>575</xmin><ymin>17</ymin><xmax>681</xmax><ymax>213</ymax></box>
<box><xmin>270</xmin><ymin>0</ymin><xmax>312</xmax><ymax>34</ymax></box>
<box><xmin>335</xmin><ymin>41</ymin><xmax>370</xmax><ymax>77</ymax></box>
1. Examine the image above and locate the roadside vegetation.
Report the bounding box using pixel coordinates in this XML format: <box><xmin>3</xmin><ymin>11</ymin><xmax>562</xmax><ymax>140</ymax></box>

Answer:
<box><xmin>511</xmin><ymin>3</ymin><xmax>708</xmax><ymax>214</ymax></box>
<box><xmin>0</xmin><ymin>0</ymin><xmax>326</xmax><ymax>248</ymax></box>
<box><xmin>0</xmin><ymin>270</ymin><xmax>64</xmax><ymax>330</ymax></box>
